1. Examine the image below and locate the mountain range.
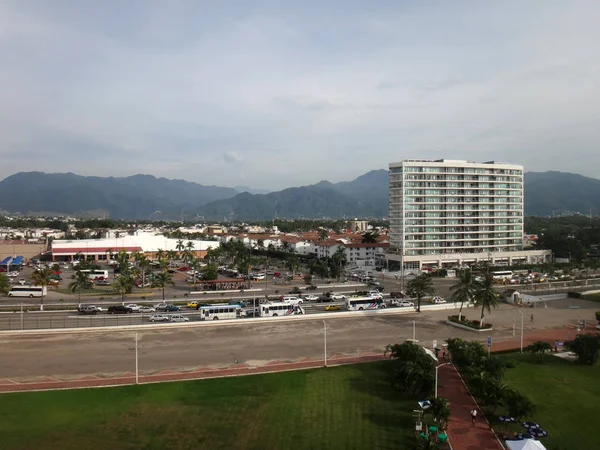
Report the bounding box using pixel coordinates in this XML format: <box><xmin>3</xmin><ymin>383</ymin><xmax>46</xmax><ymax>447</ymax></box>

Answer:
<box><xmin>0</xmin><ymin>170</ymin><xmax>599</xmax><ymax>220</ymax></box>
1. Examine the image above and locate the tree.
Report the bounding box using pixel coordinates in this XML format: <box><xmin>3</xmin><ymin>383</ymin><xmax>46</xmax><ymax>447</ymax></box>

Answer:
<box><xmin>186</xmin><ymin>241</ymin><xmax>195</xmax><ymax>252</ymax></box>
<box><xmin>385</xmin><ymin>341</ymin><xmax>435</xmax><ymax>396</ymax></box>
<box><xmin>152</xmin><ymin>271</ymin><xmax>175</xmax><ymax>302</ymax></box>
<box><xmin>318</xmin><ymin>229</ymin><xmax>328</xmax><ymax>241</ymax></box>
<box><xmin>361</xmin><ymin>230</ymin><xmax>379</xmax><ymax>244</ymax></box>
<box><xmin>527</xmin><ymin>341</ymin><xmax>553</xmax><ymax>362</ymax></box>
<box><xmin>176</xmin><ymin>239</ymin><xmax>185</xmax><ymax>255</ymax></box>
<box><xmin>31</xmin><ymin>267</ymin><xmax>53</xmax><ymax>311</ymax></box>
<box><xmin>155</xmin><ymin>248</ymin><xmax>165</xmax><ymax>263</ymax></box>
<box><xmin>406</xmin><ymin>274</ymin><xmax>435</xmax><ymax>312</ymax></box>
<box><xmin>449</xmin><ymin>269</ymin><xmax>477</xmax><ymax>321</ymax></box>
<box><xmin>113</xmin><ymin>274</ymin><xmax>134</xmax><ymax>303</ymax></box>
<box><xmin>69</xmin><ymin>270</ymin><xmax>92</xmax><ymax>303</ymax></box>
<box><xmin>0</xmin><ymin>274</ymin><xmax>10</xmax><ymax>295</ymax></box>
<box><xmin>201</xmin><ymin>264</ymin><xmax>218</xmax><ymax>281</ymax></box>
<box><xmin>471</xmin><ymin>374</ymin><xmax>507</xmax><ymax>414</ymax></box>
<box><xmin>566</xmin><ymin>334</ymin><xmax>600</xmax><ymax>365</ymax></box>
<box><xmin>285</xmin><ymin>252</ymin><xmax>300</xmax><ymax>276</ymax></box>
<box><xmin>474</xmin><ymin>274</ymin><xmax>499</xmax><ymax>327</ymax></box>
<box><xmin>330</xmin><ymin>246</ymin><xmax>347</xmax><ymax>281</ymax></box>
<box><xmin>504</xmin><ymin>388</ymin><xmax>535</xmax><ymax>419</ymax></box>
<box><xmin>429</xmin><ymin>397</ymin><xmax>451</xmax><ymax>430</ymax></box>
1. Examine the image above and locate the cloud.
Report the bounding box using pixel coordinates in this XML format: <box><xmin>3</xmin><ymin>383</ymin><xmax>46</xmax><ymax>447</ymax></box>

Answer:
<box><xmin>0</xmin><ymin>1</ymin><xmax>600</xmax><ymax>190</ymax></box>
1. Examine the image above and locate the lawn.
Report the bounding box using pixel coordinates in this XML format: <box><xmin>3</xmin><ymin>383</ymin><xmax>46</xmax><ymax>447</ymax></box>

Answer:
<box><xmin>499</xmin><ymin>353</ymin><xmax>600</xmax><ymax>449</ymax></box>
<box><xmin>0</xmin><ymin>362</ymin><xmax>416</xmax><ymax>450</ymax></box>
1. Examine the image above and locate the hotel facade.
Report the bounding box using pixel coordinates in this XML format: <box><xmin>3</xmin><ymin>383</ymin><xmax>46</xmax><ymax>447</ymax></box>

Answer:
<box><xmin>386</xmin><ymin>159</ymin><xmax>551</xmax><ymax>269</ymax></box>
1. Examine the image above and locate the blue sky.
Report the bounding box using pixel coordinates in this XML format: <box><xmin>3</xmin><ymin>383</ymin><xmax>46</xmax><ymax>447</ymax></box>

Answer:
<box><xmin>1</xmin><ymin>1</ymin><xmax>599</xmax><ymax>190</ymax></box>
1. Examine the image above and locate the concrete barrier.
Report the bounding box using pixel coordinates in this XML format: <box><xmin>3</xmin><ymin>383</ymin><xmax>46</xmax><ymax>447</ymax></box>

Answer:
<box><xmin>0</xmin><ymin>306</ymin><xmax>419</xmax><ymax>336</ymax></box>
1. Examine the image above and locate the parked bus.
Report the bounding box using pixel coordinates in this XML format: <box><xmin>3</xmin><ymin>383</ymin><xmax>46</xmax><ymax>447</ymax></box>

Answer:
<box><xmin>259</xmin><ymin>301</ymin><xmax>305</xmax><ymax>317</ymax></box>
<box><xmin>198</xmin><ymin>304</ymin><xmax>244</xmax><ymax>320</ymax></box>
<box><xmin>8</xmin><ymin>285</ymin><xmax>47</xmax><ymax>298</ymax></box>
<box><xmin>346</xmin><ymin>296</ymin><xmax>385</xmax><ymax>311</ymax></box>
<box><xmin>491</xmin><ymin>270</ymin><xmax>513</xmax><ymax>280</ymax></box>
<box><xmin>80</xmin><ymin>269</ymin><xmax>109</xmax><ymax>280</ymax></box>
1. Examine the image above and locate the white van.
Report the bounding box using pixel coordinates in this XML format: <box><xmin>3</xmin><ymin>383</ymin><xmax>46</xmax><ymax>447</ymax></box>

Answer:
<box><xmin>280</xmin><ymin>296</ymin><xmax>303</xmax><ymax>305</ymax></box>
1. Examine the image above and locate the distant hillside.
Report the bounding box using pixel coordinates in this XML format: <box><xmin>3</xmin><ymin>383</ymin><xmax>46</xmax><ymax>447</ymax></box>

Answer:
<box><xmin>1</xmin><ymin>169</ymin><xmax>598</xmax><ymax>219</ymax></box>
<box><xmin>524</xmin><ymin>171</ymin><xmax>600</xmax><ymax>216</ymax></box>
<box><xmin>0</xmin><ymin>172</ymin><xmax>238</xmax><ymax>219</ymax></box>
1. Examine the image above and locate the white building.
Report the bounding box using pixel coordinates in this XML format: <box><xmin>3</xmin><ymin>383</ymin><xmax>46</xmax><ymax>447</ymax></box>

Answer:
<box><xmin>387</xmin><ymin>159</ymin><xmax>551</xmax><ymax>269</ymax></box>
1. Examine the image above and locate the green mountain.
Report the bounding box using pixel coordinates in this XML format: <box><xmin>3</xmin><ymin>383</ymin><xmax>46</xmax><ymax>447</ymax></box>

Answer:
<box><xmin>0</xmin><ymin>172</ymin><xmax>238</xmax><ymax>219</ymax></box>
<box><xmin>1</xmin><ymin>170</ymin><xmax>598</xmax><ymax>219</ymax></box>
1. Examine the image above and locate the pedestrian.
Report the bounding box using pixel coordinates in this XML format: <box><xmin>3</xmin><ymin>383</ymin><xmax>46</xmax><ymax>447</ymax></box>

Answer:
<box><xmin>530</xmin><ymin>313</ymin><xmax>534</xmax><ymax>322</ymax></box>
<box><xmin>470</xmin><ymin>409</ymin><xmax>477</xmax><ymax>425</ymax></box>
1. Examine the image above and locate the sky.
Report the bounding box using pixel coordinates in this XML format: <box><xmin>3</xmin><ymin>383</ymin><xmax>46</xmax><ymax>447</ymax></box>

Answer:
<box><xmin>1</xmin><ymin>1</ymin><xmax>599</xmax><ymax>191</ymax></box>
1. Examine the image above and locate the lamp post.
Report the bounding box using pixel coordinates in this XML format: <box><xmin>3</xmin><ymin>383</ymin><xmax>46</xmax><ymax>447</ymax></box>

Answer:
<box><xmin>323</xmin><ymin>320</ymin><xmax>327</xmax><ymax>367</ymax></box>
<box><xmin>518</xmin><ymin>309</ymin><xmax>524</xmax><ymax>353</ymax></box>
<box><xmin>435</xmin><ymin>362</ymin><xmax>451</xmax><ymax>398</ymax></box>
<box><xmin>135</xmin><ymin>332</ymin><xmax>139</xmax><ymax>385</ymax></box>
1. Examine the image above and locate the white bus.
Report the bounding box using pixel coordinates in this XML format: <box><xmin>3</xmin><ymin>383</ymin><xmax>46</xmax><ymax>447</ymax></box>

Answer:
<box><xmin>346</xmin><ymin>296</ymin><xmax>385</xmax><ymax>311</ymax></box>
<box><xmin>259</xmin><ymin>301</ymin><xmax>305</xmax><ymax>317</ymax></box>
<box><xmin>80</xmin><ymin>269</ymin><xmax>110</xmax><ymax>280</ymax></box>
<box><xmin>491</xmin><ymin>270</ymin><xmax>513</xmax><ymax>280</ymax></box>
<box><xmin>198</xmin><ymin>304</ymin><xmax>244</xmax><ymax>320</ymax></box>
<box><xmin>8</xmin><ymin>285</ymin><xmax>47</xmax><ymax>298</ymax></box>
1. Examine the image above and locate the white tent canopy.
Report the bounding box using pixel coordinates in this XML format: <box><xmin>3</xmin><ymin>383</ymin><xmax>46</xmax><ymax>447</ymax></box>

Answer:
<box><xmin>506</xmin><ymin>439</ymin><xmax>547</xmax><ymax>450</ymax></box>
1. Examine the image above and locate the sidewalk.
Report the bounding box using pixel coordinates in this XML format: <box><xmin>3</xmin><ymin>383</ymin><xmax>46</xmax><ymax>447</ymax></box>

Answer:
<box><xmin>437</xmin><ymin>364</ymin><xmax>503</xmax><ymax>450</ymax></box>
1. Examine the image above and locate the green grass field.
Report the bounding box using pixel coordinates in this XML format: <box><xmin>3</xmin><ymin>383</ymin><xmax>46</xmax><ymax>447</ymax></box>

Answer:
<box><xmin>499</xmin><ymin>353</ymin><xmax>600</xmax><ymax>449</ymax></box>
<box><xmin>0</xmin><ymin>362</ymin><xmax>416</xmax><ymax>450</ymax></box>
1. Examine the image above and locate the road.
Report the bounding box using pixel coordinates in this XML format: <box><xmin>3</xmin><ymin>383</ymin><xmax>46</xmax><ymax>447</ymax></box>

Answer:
<box><xmin>0</xmin><ymin>297</ymin><xmax>596</xmax><ymax>382</ymax></box>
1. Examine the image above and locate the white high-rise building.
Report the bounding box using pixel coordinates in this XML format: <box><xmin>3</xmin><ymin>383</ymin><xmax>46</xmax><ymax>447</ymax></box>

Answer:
<box><xmin>387</xmin><ymin>159</ymin><xmax>550</xmax><ymax>269</ymax></box>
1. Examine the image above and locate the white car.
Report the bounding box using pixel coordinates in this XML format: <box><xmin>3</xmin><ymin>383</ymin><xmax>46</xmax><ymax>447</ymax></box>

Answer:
<box><xmin>139</xmin><ymin>306</ymin><xmax>156</xmax><ymax>313</ymax></box>
<box><xmin>170</xmin><ymin>314</ymin><xmax>190</xmax><ymax>323</ymax></box>
<box><xmin>6</xmin><ymin>271</ymin><xmax>19</xmax><ymax>278</ymax></box>
<box><xmin>368</xmin><ymin>291</ymin><xmax>383</xmax><ymax>300</ymax></box>
<box><xmin>18</xmin><ymin>278</ymin><xmax>27</xmax><ymax>285</ymax></box>
<box><xmin>186</xmin><ymin>270</ymin><xmax>200</xmax><ymax>276</ymax></box>
<box><xmin>149</xmin><ymin>314</ymin><xmax>170</xmax><ymax>322</ymax></box>
<box><xmin>304</xmin><ymin>294</ymin><xmax>319</xmax><ymax>301</ymax></box>
<box><xmin>252</xmin><ymin>274</ymin><xmax>266</xmax><ymax>280</ymax></box>
<box><xmin>430</xmin><ymin>297</ymin><xmax>446</xmax><ymax>304</ymax></box>
<box><xmin>126</xmin><ymin>304</ymin><xmax>141</xmax><ymax>312</ymax></box>
<box><xmin>392</xmin><ymin>299</ymin><xmax>414</xmax><ymax>308</ymax></box>
<box><xmin>330</xmin><ymin>293</ymin><xmax>346</xmax><ymax>301</ymax></box>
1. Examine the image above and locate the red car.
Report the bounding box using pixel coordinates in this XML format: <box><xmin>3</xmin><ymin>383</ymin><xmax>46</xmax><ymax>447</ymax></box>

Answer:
<box><xmin>178</xmin><ymin>266</ymin><xmax>190</xmax><ymax>272</ymax></box>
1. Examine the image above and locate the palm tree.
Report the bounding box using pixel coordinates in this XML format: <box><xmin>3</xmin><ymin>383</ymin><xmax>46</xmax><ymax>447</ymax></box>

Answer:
<box><xmin>361</xmin><ymin>231</ymin><xmax>379</xmax><ymax>244</ymax></box>
<box><xmin>330</xmin><ymin>246</ymin><xmax>348</xmax><ymax>281</ymax></box>
<box><xmin>0</xmin><ymin>274</ymin><xmax>10</xmax><ymax>295</ymax></box>
<box><xmin>113</xmin><ymin>273</ymin><xmax>134</xmax><ymax>303</ymax></box>
<box><xmin>474</xmin><ymin>274</ymin><xmax>499</xmax><ymax>327</ymax></box>
<box><xmin>167</xmin><ymin>250</ymin><xmax>178</xmax><ymax>266</ymax></box>
<box><xmin>318</xmin><ymin>229</ymin><xmax>328</xmax><ymax>241</ymax></box>
<box><xmin>406</xmin><ymin>274</ymin><xmax>435</xmax><ymax>312</ymax></box>
<box><xmin>152</xmin><ymin>271</ymin><xmax>175</xmax><ymax>302</ymax></box>
<box><xmin>176</xmin><ymin>239</ymin><xmax>185</xmax><ymax>255</ymax></box>
<box><xmin>31</xmin><ymin>267</ymin><xmax>53</xmax><ymax>311</ymax></box>
<box><xmin>155</xmin><ymin>248</ymin><xmax>165</xmax><ymax>264</ymax></box>
<box><xmin>69</xmin><ymin>270</ymin><xmax>92</xmax><ymax>303</ymax></box>
<box><xmin>449</xmin><ymin>269</ymin><xmax>477</xmax><ymax>321</ymax></box>
<box><xmin>186</xmin><ymin>241</ymin><xmax>195</xmax><ymax>252</ymax></box>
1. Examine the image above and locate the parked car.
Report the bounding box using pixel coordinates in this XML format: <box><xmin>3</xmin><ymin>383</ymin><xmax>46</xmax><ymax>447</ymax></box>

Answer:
<box><xmin>390</xmin><ymin>291</ymin><xmax>407</xmax><ymax>299</ymax></box>
<box><xmin>138</xmin><ymin>306</ymin><xmax>156</xmax><ymax>313</ymax></box>
<box><xmin>330</xmin><ymin>293</ymin><xmax>346</xmax><ymax>301</ymax></box>
<box><xmin>149</xmin><ymin>314</ymin><xmax>170</xmax><ymax>322</ymax></box>
<box><xmin>325</xmin><ymin>304</ymin><xmax>341</xmax><ymax>311</ymax></box>
<box><xmin>304</xmin><ymin>294</ymin><xmax>319</xmax><ymax>301</ymax></box>
<box><xmin>430</xmin><ymin>297</ymin><xmax>446</xmax><ymax>304</ymax></box>
<box><xmin>170</xmin><ymin>314</ymin><xmax>190</xmax><ymax>323</ymax></box>
<box><xmin>78</xmin><ymin>305</ymin><xmax>100</xmax><ymax>315</ymax></box>
<box><xmin>178</xmin><ymin>266</ymin><xmax>190</xmax><ymax>272</ymax></box>
<box><xmin>252</xmin><ymin>274</ymin><xmax>265</xmax><ymax>281</ymax></box>
<box><xmin>126</xmin><ymin>304</ymin><xmax>141</xmax><ymax>312</ymax></box>
<box><xmin>18</xmin><ymin>278</ymin><xmax>27</xmax><ymax>285</ymax></box>
<box><xmin>7</xmin><ymin>271</ymin><xmax>19</xmax><ymax>278</ymax></box>
<box><xmin>107</xmin><ymin>305</ymin><xmax>132</xmax><ymax>314</ymax></box>
<box><xmin>96</xmin><ymin>279</ymin><xmax>111</xmax><ymax>286</ymax></box>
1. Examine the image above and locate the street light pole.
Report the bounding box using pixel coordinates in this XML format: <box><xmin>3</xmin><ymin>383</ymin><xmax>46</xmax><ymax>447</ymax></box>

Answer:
<box><xmin>518</xmin><ymin>309</ymin><xmax>524</xmax><ymax>353</ymax></box>
<box><xmin>323</xmin><ymin>320</ymin><xmax>327</xmax><ymax>367</ymax></box>
<box><xmin>435</xmin><ymin>362</ymin><xmax>451</xmax><ymax>398</ymax></box>
<box><xmin>135</xmin><ymin>332</ymin><xmax>139</xmax><ymax>385</ymax></box>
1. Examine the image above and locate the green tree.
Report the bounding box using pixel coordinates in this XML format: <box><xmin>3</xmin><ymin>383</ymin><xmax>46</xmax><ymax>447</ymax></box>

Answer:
<box><xmin>449</xmin><ymin>269</ymin><xmax>477</xmax><ymax>321</ymax></box>
<box><xmin>329</xmin><ymin>246</ymin><xmax>347</xmax><ymax>281</ymax></box>
<box><xmin>113</xmin><ymin>274</ymin><xmax>134</xmax><ymax>303</ymax></box>
<box><xmin>361</xmin><ymin>230</ymin><xmax>379</xmax><ymax>244</ymax></box>
<box><xmin>504</xmin><ymin>388</ymin><xmax>535</xmax><ymax>419</ymax></box>
<box><xmin>201</xmin><ymin>263</ymin><xmax>218</xmax><ymax>281</ymax></box>
<box><xmin>176</xmin><ymin>239</ymin><xmax>185</xmax><ymax>255</ymax></box>
<box><xmin>527</xmin><ymin>341</ymin><xmax>553</xmax><ymax>362</ymax></box>
<box><xmin>406</xmin><ymin>274</ymin><xmax>435</xmax><ymax>313</ymax></box>
<box><xmin>385</xmin><ymin>341</ymin><xmax>435</xmax><ymax>396</ymax></box>
<box><xmin>0</xmin><ymin>273</ymin><xmax>10</xmax><ymax>295</ymax></box>
<box><xmin>152</xmin><ymin>271</ymin><xmax>175</xmax><ymax>302</ymax></box>
<box><xmin>566</xmin><ymin>334</ymin><xmax>600</xmax><ymax>365</ymax></box>
<box><xmin>31</xmin><ymin>267</ymin><xmax>53</xmax><ymax>311</ymax></box>
<box><xmin>69</xmin><ymin>270</ymin><xmax>92</xmax><ymax>303</ymax></box>
<box><xmin>285</xmin><ymin>252</ymin><xmax>300</xmax><ymax>276</ymax></box>
<box><xmin>429</xmin><ymin>397</ymin><xmax>451</xmax><ymax>430</ymax></box>
<box><xmin>318</xmin><ymin>229</ymin><xmax>328</xmax><ymax>241</ymax></box>
<box><xmin>474</xmin><ymin>274</ymin><xmax>499</xmax><ymax>327</ymax></box>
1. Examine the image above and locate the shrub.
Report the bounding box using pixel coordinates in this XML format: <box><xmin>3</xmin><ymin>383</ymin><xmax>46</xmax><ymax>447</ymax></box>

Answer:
<box><xmin>566</xmin><ymin>334</ymin><xmax>600</xmax><ymax>365</ymax></box>
<box><xmin>568</xmin><ymin>292</ymin><xmax>582</xmax><ymax>299</ymax></box>
<box><xmin>504</xmin><ymin>359</ymin><xmax>516</xmax><ymax>369</ymax></box>
<box><xmin>447</xmin><ymin>315</ymin><xmax>492</xmax><ymax>330</ymax></box>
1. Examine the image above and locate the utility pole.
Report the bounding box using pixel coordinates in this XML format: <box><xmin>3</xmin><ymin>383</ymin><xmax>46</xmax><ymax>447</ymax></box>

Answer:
<box><xmin>323</xmin><ymin>320</ymin><xmax>328</xmax><ymax>367</ymax></box>
<box><xmin>135</xmin><ymin>333</ymin><xmax>139</xmax><ymax>385</ymax></box>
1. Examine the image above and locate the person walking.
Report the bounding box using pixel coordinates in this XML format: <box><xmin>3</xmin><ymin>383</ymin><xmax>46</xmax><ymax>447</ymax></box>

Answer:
<box><xmin>470</xmin><ymin>408</ymin><xmax>477</xmax><ymax>426</ymax></box>
<box><xmin>530</xmin><ymin>313</ymin><xmax>534</xmax><ymax>323</ymax></box>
